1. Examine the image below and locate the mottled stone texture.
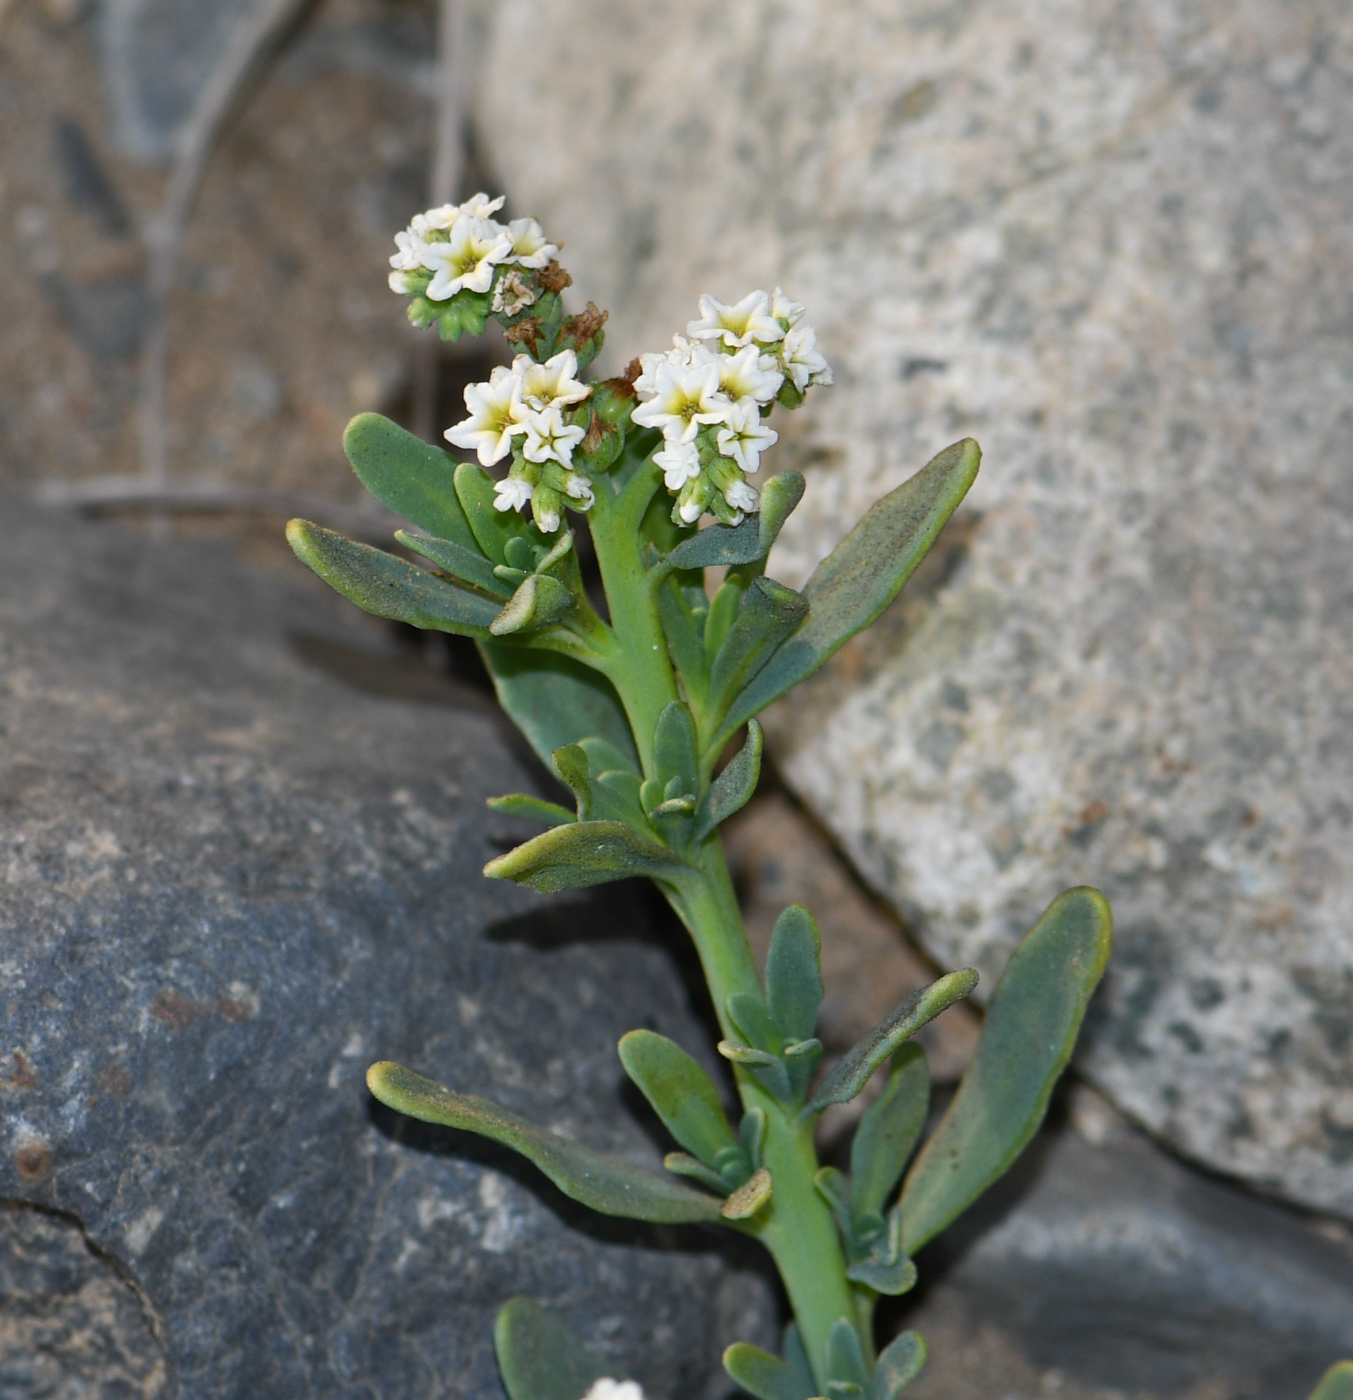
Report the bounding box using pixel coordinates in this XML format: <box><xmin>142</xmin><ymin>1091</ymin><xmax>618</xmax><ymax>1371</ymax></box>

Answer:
<box><xmin>0</xmin><ymin>497</ymin><xmax>770</xmax><ymax>1398</ymax></box>
<box><xmin>471</xmin><ymin>0</ymin><xmax>1353</xmax><ymax>1216</ymax></box>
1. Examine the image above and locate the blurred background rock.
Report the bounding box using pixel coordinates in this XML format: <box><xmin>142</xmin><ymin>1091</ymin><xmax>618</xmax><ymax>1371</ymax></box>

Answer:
<box><xmin>1</xmin><ymin>1</ymin><xmax>1351</xmax><ymax>1397</ymax></box>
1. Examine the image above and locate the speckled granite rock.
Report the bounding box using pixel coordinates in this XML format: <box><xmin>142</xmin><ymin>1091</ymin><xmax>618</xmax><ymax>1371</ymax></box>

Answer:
<box><xmin>471</xmin><ymin>0</ymin><xmax>1353</xmax><ymax>1217</ymax></box>
<box><xmin>0</xmin><ymin>497</ymin><xmax>771</xmax><ymax>1398</ymax></box>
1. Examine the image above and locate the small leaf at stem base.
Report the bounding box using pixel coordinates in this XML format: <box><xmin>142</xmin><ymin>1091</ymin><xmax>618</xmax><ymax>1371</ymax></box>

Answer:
<box><xmin>494</xmin><ymin>1297</ymin><xmax>604</xmax><ymax>1400</ymax></box>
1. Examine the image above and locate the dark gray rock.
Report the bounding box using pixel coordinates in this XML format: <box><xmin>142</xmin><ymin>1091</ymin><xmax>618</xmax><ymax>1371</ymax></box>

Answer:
<box><xmin>904</xmin><ymin>1099</ymin><xmax>1353</xmax><ymax>1400</ymax></box>
<box><xmin>0</xmin><ymin>496</ymin><xmax>772</xmax><ymax>1398</ymax></box>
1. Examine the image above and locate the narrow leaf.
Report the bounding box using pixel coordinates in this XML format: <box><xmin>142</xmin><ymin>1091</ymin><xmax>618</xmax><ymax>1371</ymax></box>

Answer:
<box><xmin>396</xmin><ymin>528</ymin><xmax>508</xmax><ymax>597</ymax></box>
<box><xmin>654</xmin><ymin>701</ymin><xmax>699</xmax><ymax>796</ymax></box>
<box><xmin>481</xmin><ymin>645</ymin><xmax>640</xmax><ymax>774</ymax></box>
<box><xmin>368</xmin><ymin>1061</ymin><xmax>724</xmax><ymax>1224</ymax></box>
<box><xmin>827</xmin><ymin>1319</ymin><xmax>868</xmax><ymax>1388</ymax></box>
<box><xmin>619</xmin><ymin>1030</ymin><xmax>740</xmax><ymax>1168</ymax></box>
<box><xmin>783</xmin><ymin>1325</ymin><xmax>815</xmax><ymax>1399</ymax></box>
<box><xmin>343</xmin><ymin>412</ymin><xmax>477</xmax><ymax>549</ymax></box>
<box><xmin>487</xmin><ymin>794</ymin><xmax>577</xmax><ymax>827</ymax></box>
<box><xmin>809</xmin><ymin>970</ymin><xmax>978</xmax><ymax>1111</ymax></box>
<box><xmin>663</xmin><ymin>1152</ymin><xmax>731</xmax><ymax>1194</ymax></box>
<box><xmin>484</xmin><ymin>821</ymin><xmax>691</xmax><ymax>893</ymax></box>
<box><xmin>726</xmin><ymin>992</ymin><xmax>782</xmax><ymax>1052</ymax></box>
<box><xmin>899</xmin><ymin>888</ymin><xmax>1112</xmax><ymax>1254</ymax></box>
<box><xmin>850</xmin><ymin>1043</ymin><xmax>929</xmax><ymax>1219</ymax></box>
<box><xmin>491</xmin><ymin>573</ymin><xmax>575</xmax><ymax>635</ymax></box>
<box><xmin>693</xmin><ymin>720</ymin><xmax>763</xmax><ymax>841</ymax></box>
<box><xmin>724</xmin><ymin>1343</ymin><xmax>815</xmax><ymax>1400</ymax></box>
<box><xmin>708</xmin><ymin>577</ymin><xmax>809</xmax><ymax>716</ymax></box>
<box><xmin>765</xmin><ymin>904</ymin><xmax>824</xmax><ymax>1044</ymax></box>
<box><xmin>719</xmin><ymin>439</ymin><xmax>980</xmax><ymax>739</ymax></box>
<box><xmin>1308</xmin><ymin>1364</ymin><xmax>1353</xmax><ymax>1400</ymax></box>
<box><xmin>286</xmin><ymin>519</ymin><xmax>499</xmax><ymax>636</ymax></box>
<box><xmin>495</xmin><ymin>1297</ymin><xmax>603</xmax><ymax>1400</ymax></box>
<box><xmin>704</xmin><ymin>577</ymin><xmax>744</xmax><ymax>661</ymax></box>
<box><xmin>867</xmin><ymin>1331</ymin><xmax>927</xmax><ymax>1400</ymax></box>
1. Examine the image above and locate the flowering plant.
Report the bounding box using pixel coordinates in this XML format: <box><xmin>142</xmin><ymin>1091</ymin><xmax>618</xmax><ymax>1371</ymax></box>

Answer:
<box><xmin>286</xmin><ymin>197</ymin><xmax>1352</xmax><ymax>1400</ymax></box>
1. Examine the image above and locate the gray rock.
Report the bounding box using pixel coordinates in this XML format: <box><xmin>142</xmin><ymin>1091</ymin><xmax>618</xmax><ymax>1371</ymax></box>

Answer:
<box><xmin>470</xmin><ymin>0</ymin><xmax>1353</xmax><ymax>1218</ymax></box>
<box><xmin>904</xmin><ymin>1097</ymin><xmax>1353</xmax><ymax>1400</ymax></box>
<box><xmin>0</xmin><ymin>496</ymin><xmax>772</xmax><ymax>1398</ymax></box>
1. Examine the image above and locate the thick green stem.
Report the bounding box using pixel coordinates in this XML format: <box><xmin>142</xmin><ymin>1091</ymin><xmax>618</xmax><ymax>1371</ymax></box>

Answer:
<box><xmin>588</xmin><ymin>463</ymin><xmax>678</xmax><ymax>777</ymax></box>
<box><xmin>666</xmin><ymin>844</ymin><xmax>860</xmax><ymax>1391</ymax></box>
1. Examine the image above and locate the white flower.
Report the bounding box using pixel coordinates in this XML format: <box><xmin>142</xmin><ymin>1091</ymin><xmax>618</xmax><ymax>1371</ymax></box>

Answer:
<box><xmin>455</xmin><ymin>192</ymin><xmax>506</xmax><ymax>221</ymax></box>
<box><xmin>770</xmin><ymin>286</ymin><xmax>805</xmax><ymax>327</ymax></box>
<box><xmin>632</xmin><ymin>359</ymin><xmax>729</xmax><ymax>443</ymax></box>
<box><xmin>688</xmin><ymin>290</ymin><xmax>785</xmax><ymax>348</ymax></box>
<box><xmin>715</xmin><ymin>344</ymin><xmax>783</xmax><ymax>405</ymax></box>
<box><xmin>413</xmin><ymin>204</ymin><xmax>459</xmax><ymax>235</ymax></box>
<box><xmin>725</xmin><ymin>476</ymin><xmax>759</xmax><ymax>513</ymax></box>
<box><xmin>581</xmin><ymin>1381</ymin><xmax>644</xmax><ymax>1400</ymax></box>
<box><xmin>423</xmin><ymin>217</ymin><xmax>513</xmax><ymax>301</ymax></box>
<box><xmin>515</xmin><ymin>351</ymin><xmax>590</xmax><ymax>412</ymax></box>
<box><xmin>504</xmin><ymin>217</ymin><xmax>559</xmax><ymax>268</ymax></box>
<box><xmin>389</xmin><ymin>227</ymin><xmax>427</xmax><ymax>272</ymax></box>
<box><xmin>676</xmin><ymin>490</ymin><xmax>704</xmax><ymax>524</ymax></box>
<box><xmin>520</xmin><ymin>405</ymin><xmax>586</xmax><ymax>466</ymax></box>
<box><xmin>444</xmin><ymin>367</ymin><xmax>525</xmax><ymax>466</ymax></box>
<box><xmin>563</xmin><ymin>472</ymin><xmax>595</xmax><ymax>508</ymax></box>
<box><xmin>388</xmin><ymin>268</ymin><xmax>418</xmax><ymax>294</ymax></box>
<box><xmin>780</xmin><ymin>323</ymin><xmax>832</xmax><ymax>390</ymax></box>
<box><xmin>492</xmin><ymin>268</ymin><xmax>537</xmax><ymax>316</ymax></box>
<box><xmin>653</xmin><ymin>439</ymin><xmax>702</xmax><ymax>490</ymax></box>
<box><xmin>716</xmin><ymin>399</ymin><xmax>778</xmax><ymax>474</ymax></box>
<box><xmin>493</xmin><ymin>474</ymin><xmax>533</xmax><ymax>514</ymax></box>
<box><xmin>535</xmin><ymin>500</ymin><xmax>562</xmax><ymax>533</ymax></box>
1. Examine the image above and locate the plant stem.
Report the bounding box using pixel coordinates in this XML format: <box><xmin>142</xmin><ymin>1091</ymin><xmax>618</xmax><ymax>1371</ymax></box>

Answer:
<box><xmin>669</xmin><ymin>843</ymin><xmax>860</xmax><ymax>1391</ymax></box>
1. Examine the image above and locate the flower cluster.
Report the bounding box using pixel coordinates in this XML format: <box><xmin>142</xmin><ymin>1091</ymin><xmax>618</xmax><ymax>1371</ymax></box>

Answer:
<box><xmin>633</xmin><ymin>289</ymin><xmax>832</xmax><ymax>525</ymax></box>
<box><xmin>387</xmin><ymin>193</ymin><xmax>557</xmax><ymax>303</ymax></box>
<box><xmin>445</xmin><ymin>350</ymin><xmax>593</xmax><ymax>534</ymax></box>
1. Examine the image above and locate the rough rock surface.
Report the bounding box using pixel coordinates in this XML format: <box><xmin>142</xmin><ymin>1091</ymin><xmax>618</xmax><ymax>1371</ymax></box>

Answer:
<box><xmin>904</xmin><ymin>1091</ymin><xmax>1353</xmax><ymax>1400</ymax></box>
<box><xmin>0</xmin><ymin>496</ymin><xmax>772</xmax><ymax>1398</ymax></box>
<box><xmin>471</xmin><ymin>0</ymin><xmax>1353</xmax><ymax>1217</ymax></box>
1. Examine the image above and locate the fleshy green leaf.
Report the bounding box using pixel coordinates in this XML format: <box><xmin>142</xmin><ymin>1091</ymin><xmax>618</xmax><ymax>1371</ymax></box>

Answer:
<box><xmin>494</xmin><ymin>1298</ymin><xmax>604</xmax><ymax>1400</ymax></box>
<box><xmin>827</xmin><ymin>1318</ymin><xmax>868</xmax><ymax>1389</ymax></box>
<box><xmin>704</xmin><ymin>577</ymin><xmax>745</xmax><ymax>661</ymax></box>
<box><xmin>765</xmin><ymin>904</ymin><xmax>823</xmax><ymax>1044</ymax></box>
<box><xmin>726</xmin><ymin>993</ymin><xmax>782</xmax><ymax>1053</ymax></box>
<box><xmin>899</xmin><ymin>887</ymin><xmax>1112</xmax><ymax>1254</ymax></box>
<box><xmin>654</xmin><ymin>701</ymin><xmax>699</xmax><ymax>797</ymax></box>
<box><xmin>286</xmin><ymin>519</ymin><xmax>499</xmax><ymax>637</ymax></box>
<box><xmin>618</xmin><ymin>1029</ymin><xmax>741</xmax><ymax>1169</ymax></box>
<box><xmin>693</xmin><ymin>720</ymin><xmax>763</xmax><ymax>841</ymax></box>
<box><xmin>491</xmin><ymin>573</ymin><xmax>576</xmax><ymax>636</ymax></box>
<box><xmin>1308</xmin><ymin>1364</ymin><xmax>1353</xmax><ymax>1400</ymax></box>
<box><xmin>368</xmin><ymin>1061</ymin><xmax>723</xmax><ymax>1224</ymax></box>
<box><xmin>723</xmin><ymin>1343</ymin><xmax>816</xmax><ymax>1400</ymax></box>
<box><xmin>484</xmin><ymin>820</ymin><xmax>691</xmax><ymax>893</ymax></box>
<box><xmin>663</xmin><ymin>1151</ymin><xmax>733</xmax><ymax>1193</ymax></box>
<box><xmin>718</xmin><ymin>439</ymin><xmax>980</xmax><ymax>740</ymax></box>
<box><xmin>707</xmin><ymin>577</ymin><xmax>809</xmax><ymax>718</ymax></box>
<box><xmin>783</xmin><ymin>1325</ymin><xmax>815</xmax><ymax>1398</ymax></box>
<box><xmin>486</xmin><ymin>794</ymin><xmax>577</xmax><ymax>827</ymax></box>
<box><xmin>397</xmin><ymin>528</ymin><xmax>510</xmax><ymax>596</ymax></box>
<box><xmin>808</xmin><ymin>970</ymin><xmax>978</xmax><ymax>1112</ymax></box>
<box><xmin>867</xmin><ymin>1331</ymin><xmax>927</xmax><ymax>1400</ymax></box>
<box><xmin>480</xmin><ymin>645</ymin><xmax>639</xmax><ymax>774</ymax></box>
<box><xmin>846</xmin><ymin>1253</ymin><xmax>917</xmax><ymax>1297</ymax></box>
<box><xmin>850</xmin><ymin>1043</ymin><xmax>930</xmax><ymax>1219</ymax></box>
<box><xmin>342</xmin><ymin>413</ymin><xmax>478</xmax><ymax>548</ymax></box>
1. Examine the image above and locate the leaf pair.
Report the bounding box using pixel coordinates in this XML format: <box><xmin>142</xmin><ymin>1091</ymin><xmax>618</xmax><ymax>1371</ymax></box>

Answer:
<box><xmin>725</xmin><ymin>1320</ymin><xmax>925</xmax><ymax>1400</ymax></box>
<box><xmin>713</xmin><ymin>905</ymin><xmax>825</xmax><ymax>1102</ymax></box>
